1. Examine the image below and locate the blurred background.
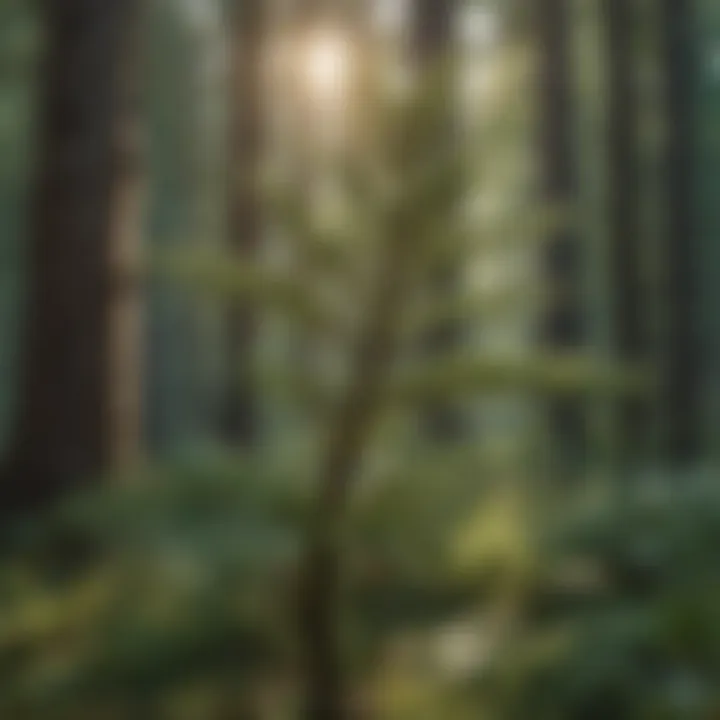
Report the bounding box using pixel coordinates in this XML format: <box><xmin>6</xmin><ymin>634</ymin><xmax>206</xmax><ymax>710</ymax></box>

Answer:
<box><xmin>1</xmin><ymin>0</ymin><xmax>720</xmax><ymax>717</ymax></box>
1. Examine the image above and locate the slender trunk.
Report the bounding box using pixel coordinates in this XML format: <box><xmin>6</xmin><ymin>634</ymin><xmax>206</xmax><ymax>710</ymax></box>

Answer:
<box><xmin>535</xmin><ymin>0</ymin><xmax>585</xmax><ymax>472</ymax></box>
<box><xmin>223</xmin><ymin>0</ymin><xmax>263</xmax><ymax>445</ymax></box>
<box><xmin>299</xmin><ymin>3</ymin><xmax>461</xmax><ymax>715</ymax></box>
<box><xmin>411</xmin><ymin>0</ymin><xmax>463</xmax><ymax>441</ymax></box>
<box><xmin>659</xmin><ymin>0</ymin><xmax>701</xmax><ymax>466</ymax></box>
<box><xmin>300</xmin><ymin>209</ymin><xmax>417</xmax><ymax>719</ymax></box>
<box><xmin>1</xmin><ymin>0</ymin><xmax>143</xmax><ymax>516</ymax></box>
<box><xmin>602</xmin><ymin>0</ymin><xmax>646</xmax><ymax>469</ymax></box>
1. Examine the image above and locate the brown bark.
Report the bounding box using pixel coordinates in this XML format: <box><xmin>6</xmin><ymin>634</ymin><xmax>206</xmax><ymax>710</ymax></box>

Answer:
<box><xmin>107</xmin><ymin>2</ymin><xmax>145</xmax><ymax>472</ymax></box>
<box><xmin>1</xmin><ymin>0</ymin><xmax>143</xmax><ymax>516</ymax></box>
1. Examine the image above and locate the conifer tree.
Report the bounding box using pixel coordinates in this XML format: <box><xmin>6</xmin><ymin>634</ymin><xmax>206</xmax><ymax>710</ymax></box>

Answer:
<box><xmin>411</xmin><ymin>0</ymin><xmax>463</xmax><ymax>441</ymax></box>
<box><xmin>659</xmin><ymin>0</ymin><xmax>701</xmax><ymax>465</ymax></box>
<box><xmin>0</xmin><ymin>0</ymin><xmax>144</xmax><ymax>516</ymax></box>
<box><xmin>223</xmin><ymin>0</ymin><xmax>264</xmax><ymax>445</ymax></box>
<box><xmin>603</xmin><ymin>0</ymin><xmax>646</xmax><ymax>468</ymax></box>
<box><xmin>535</xmin><ymin>0</ymin><xmax>585</xmax><ymax>472</ymax></box>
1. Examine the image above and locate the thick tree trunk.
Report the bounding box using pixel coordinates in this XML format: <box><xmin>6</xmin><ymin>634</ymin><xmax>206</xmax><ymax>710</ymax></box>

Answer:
<box><xmin>223</xmin><ymin>0</ymin><xmax>263</xmax><ymax>445</ymax></box>
<box><xmin>1</xmin><ymin>0</ymin><xmax>143</xmax><ymax>516</ymax></box>
<box><xmin>659</xmin><ymin>0</ymin><xmax>701</xmax><ymax>466</ymax></box>
<box><xmin>107</xmin><ymin>3</ymin><xmax>145</xmax><ymax>472</ymax></box>
<box><xmin>603</xmin><ymin>0</ymin><xmax>646</xmax><ymax>468</ymax></box>
<box><xmin>535</xmin><ymin>0</ymin><xmax>585</xmax><ymax>472</ymax></box>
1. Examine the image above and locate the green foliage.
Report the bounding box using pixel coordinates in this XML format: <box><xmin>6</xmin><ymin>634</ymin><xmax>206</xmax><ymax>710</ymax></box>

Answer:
<box><xmin>3</xmin><ymin>462</ymin><xmax>720</xmax><ymax>718</ymax></box>
<box><xmin>479</xmin><ymin>472</ymin><xmax>720</xmax><ymax>720</ymax></box>
<box><xmin>0</xmin><ymin>4</ymin><xmax>697</xmax><ymax>717</ymax></box>
<box><xmin>0</xmin><ymin>458</ymin><xmax>303</xmax><ymax>717</ymax></box>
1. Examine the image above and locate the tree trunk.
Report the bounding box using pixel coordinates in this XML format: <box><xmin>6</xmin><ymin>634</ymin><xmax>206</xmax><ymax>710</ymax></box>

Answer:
<box><xmin>659</xmin><ymin>0</ymin><xmax>701</xmax><ymax>466</ymax></box>
<box><xmin>1</xmin><ymin>0</ymin><xmax>143</xmax><ymax>516</ymax></box>
<box><xmin>602</xmin><ymin>0</ymin><xmax>646</xmax><ymax>469</ymax></box>
<box><xmin>535</xmin><ymin>0</ymin><xmax>585</xmax><ymax>473</ymax></box>
<box><xmin>411</xmin><ymin>0</ymin><xmax>464</xmax><ymax>441</ymax></box>
<box><xmin>223</xmin><ymin>0</ymin><xmax>264</xmax><ymax>445</ymax></box>
<box><xmin>299</xmin><ymin>166</ymin><xmax>421</xmax><ymax>720</ymax></box>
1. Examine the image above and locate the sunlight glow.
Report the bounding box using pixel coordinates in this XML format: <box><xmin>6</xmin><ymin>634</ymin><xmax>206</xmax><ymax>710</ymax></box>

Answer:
<box><xmin>302</xmin><ymin>30</ymin><xmax>354</xmax><ymax>102</ymax></box>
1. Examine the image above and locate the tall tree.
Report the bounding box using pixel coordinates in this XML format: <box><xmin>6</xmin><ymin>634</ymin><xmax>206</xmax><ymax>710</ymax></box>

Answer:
<box><xmin>0</xmin><ymin>0</ymin><xmax>144</xmax><ymax>516</ymax></box>
<box><xmin>659</xmin><ymin>0</ymin><xmax>701</xmax><ymax>466</ymax></box>
<box><xmin>0</xmin><ymin>0</ymin><xmax>37</xmax><ymax>452</ymax></box>
<box><xmin>223</xmin><ymin>0</ymin><xmax>264</xmax><ymax>445</ymax></box>
<box><xmin>535</xmin><ymin>0</ymin><xmax>585</xmax><ymax>472</ymax></box>
<box><xmin>144</xmin><ymin>1</ymin><xmax>216</xmax><ymax>454</ymax></box>
<box><xmin>298</xmin><ymin>4</ymin><xmax>464</xmax><ymax>717</ymax></box>
<box><xmin>603</xmin><ymin>0</ymin><xmax>646</xmax><ymax>468</ymax></box>
<box><xmin>411</xmin><ymin>0</ymin><xmax>464</xmax><ymax>441</ymax></box>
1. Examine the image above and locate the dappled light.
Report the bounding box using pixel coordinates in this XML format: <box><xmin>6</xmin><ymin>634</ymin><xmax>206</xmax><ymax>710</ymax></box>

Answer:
<box><xmin>0</xmin><ymin>0</ymin><xmax>717</xmax><ymax>718</ymax></box>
